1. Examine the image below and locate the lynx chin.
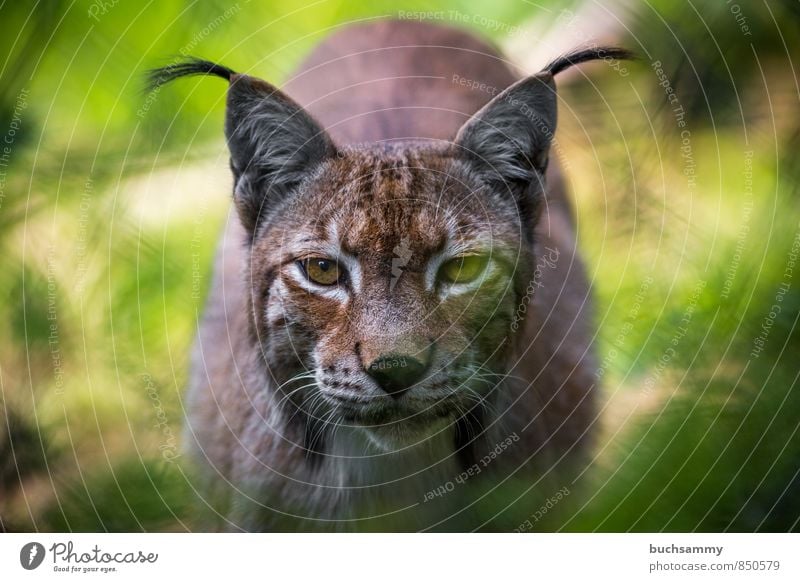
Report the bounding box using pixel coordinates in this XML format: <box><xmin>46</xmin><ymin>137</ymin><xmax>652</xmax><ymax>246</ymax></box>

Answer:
<box><xmin>148</xmin><ymin>19</ymin><xmax>632</xmax><ymax>531</ymax></box>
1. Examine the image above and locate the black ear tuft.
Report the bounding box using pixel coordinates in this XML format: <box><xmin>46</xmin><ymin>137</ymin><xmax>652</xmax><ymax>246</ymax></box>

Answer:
<box><xmin>545</xmin><ymin>46</ymin><xmax>635</xmax><ymax>76</ymax></box>
<box><xmin>144</xmin><ymin>56</ymin><xmax>236</xmax><ymax>93</ymax></box>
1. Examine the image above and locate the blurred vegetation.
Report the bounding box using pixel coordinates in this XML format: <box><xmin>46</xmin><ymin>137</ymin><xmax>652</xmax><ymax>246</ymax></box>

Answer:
<box><xmin>0</xmin><ymin>0</ymin><xmax>798</xmax><ymax>531</ymax></box>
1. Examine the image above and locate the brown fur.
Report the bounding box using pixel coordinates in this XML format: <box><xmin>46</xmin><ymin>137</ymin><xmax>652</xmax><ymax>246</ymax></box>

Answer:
<box><xmin>182</xmin><ymin>20</ymin><xmax>605</xmax><ymax>531</ymax></box>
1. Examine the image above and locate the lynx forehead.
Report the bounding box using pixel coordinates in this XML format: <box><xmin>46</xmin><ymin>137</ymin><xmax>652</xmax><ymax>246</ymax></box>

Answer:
<box><xmin>261</xmin><ymin>147</ymin><xmax>523</xmax><ymax>295</ymax></box>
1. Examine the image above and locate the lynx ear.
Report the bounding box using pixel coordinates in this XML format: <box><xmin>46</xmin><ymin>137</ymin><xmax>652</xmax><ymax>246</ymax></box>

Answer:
<box><xmin>146</xmin><ymin>57</ymin><xmax>335</xmax><ymax>235</ymax></box>
<box><xmin>225</xmin><ymin>75</ymin><xmax>335</xmax><ymax>233</ymax></box>
<box><xmin>454</xmin><ymin>73</ymin><xmax>556</xmax><ymax>198</ymax></box>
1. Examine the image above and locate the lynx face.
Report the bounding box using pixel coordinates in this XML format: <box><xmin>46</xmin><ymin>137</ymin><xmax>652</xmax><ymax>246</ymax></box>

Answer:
<box><xmin>249</xmin><ymin>146</ymin><xmax>534</xmax><ymax>447</ymax></box>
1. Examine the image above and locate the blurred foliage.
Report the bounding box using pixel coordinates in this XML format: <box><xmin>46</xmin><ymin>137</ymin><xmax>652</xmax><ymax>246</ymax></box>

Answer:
<box><xmin>0</xmin><ymin>0</ymin><xmax>798</xmax><ymax>531</ymax></box>
<box><xmin>629</xmin><ymin>0</ymin><xmax>799</xmax><ymax>123</ymax></box>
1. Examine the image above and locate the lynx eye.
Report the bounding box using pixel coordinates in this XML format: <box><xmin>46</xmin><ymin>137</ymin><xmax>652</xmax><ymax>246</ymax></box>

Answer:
<box><xmin>438</xmin><ymin>255</ymin><xmax>489</xmax><ymax>284</ymax></box>
<box><xmin>299</xmin><ymin>258</ymin><xmax>342</xmax><ymax>286</ymax></box>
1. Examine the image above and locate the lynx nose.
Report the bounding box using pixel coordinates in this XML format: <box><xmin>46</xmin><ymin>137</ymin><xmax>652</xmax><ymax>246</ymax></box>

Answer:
<box><xmin>366</xmin><ymin>354</ymin><xmax>427</xmax><ymax>398</ymax></box>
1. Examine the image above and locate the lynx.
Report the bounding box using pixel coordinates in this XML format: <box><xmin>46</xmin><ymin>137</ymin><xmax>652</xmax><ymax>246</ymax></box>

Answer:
<box><xmin>149</xmin><ymin>20</ymin><xmax>631</xmax><ymax>531</ymax></box>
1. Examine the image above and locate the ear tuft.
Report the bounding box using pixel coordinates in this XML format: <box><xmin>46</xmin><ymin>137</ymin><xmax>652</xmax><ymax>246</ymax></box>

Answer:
<box><xmin>544</xmin><ymin>46</ymin><xmax>635</xmax><ymax>76</ymax></box>
<box><xmin>144</xmin><ymin>56</ymin><xmax>235</xmax><ymax>93</ymax></box>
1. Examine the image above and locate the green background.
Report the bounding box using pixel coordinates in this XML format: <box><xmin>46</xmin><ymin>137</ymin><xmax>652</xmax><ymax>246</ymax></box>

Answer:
<box><xmin>1</xmin><ymin>0</ymin><xmax>799</xmax><ymax>531</ymax></box>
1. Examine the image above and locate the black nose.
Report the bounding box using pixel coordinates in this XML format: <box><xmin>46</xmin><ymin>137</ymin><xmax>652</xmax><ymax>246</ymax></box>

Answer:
<box><xmin>366</xmin><ymin>354</ymin><xmax>428</xmax><ymax>398</ymax></box>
